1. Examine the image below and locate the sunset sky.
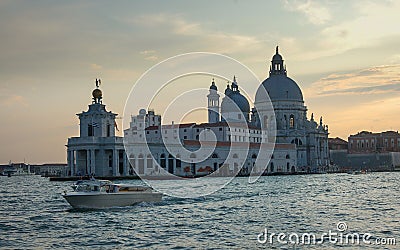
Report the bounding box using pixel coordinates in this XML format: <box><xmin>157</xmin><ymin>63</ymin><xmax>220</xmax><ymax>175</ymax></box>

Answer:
<box><xmin>1</xmin><ymin>0</ymin><xmax>400</xmax><ymax>164</ymax></box>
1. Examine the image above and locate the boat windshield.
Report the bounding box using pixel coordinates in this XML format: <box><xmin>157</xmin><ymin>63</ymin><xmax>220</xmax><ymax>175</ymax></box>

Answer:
<box><xmin>75</xmin><ymin>183</ymin><xmax>100</xmax><ymax>192</ymax></box>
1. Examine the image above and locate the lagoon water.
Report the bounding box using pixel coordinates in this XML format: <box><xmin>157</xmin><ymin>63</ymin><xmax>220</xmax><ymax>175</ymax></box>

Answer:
<box><xmin>1</xmin><ymin>173</ymin><xmax>399</xmax><ymax>249</ymax></box>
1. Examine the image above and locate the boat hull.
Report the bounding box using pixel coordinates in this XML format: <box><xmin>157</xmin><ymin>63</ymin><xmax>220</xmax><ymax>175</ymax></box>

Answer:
<box><xmin>63</xmin><ymin>192</ymin><xmax>163</xmax><ymax>209</ymax></box>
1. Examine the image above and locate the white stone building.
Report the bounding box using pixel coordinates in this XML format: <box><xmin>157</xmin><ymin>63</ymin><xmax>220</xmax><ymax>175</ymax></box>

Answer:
<box><xmin>66</xmin><ymin>80</ymin><xmax>129</xmax><ymax>177</ymax></box>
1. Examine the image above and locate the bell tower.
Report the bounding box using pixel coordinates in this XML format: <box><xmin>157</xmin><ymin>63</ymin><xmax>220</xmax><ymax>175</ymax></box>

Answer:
<box><xmin>207</xmin><ymin>79</ymin><xmax>220</xmax><ymax>123</ymax></box>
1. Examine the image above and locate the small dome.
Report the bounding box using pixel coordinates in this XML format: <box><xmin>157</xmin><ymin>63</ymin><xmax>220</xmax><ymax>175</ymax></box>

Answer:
<box><xmin>272</xmin><ymin>53</ymin><xmax>283</xmax><ymax>61</ymax></box>
<box><xmin>272</xmin><ymin>45</ymin><xmax>283</xmax><ymax>61</ymax></box>
<box><xmin>256</xmin><ymin>75</ymin><xmax>303</xmax><ymax>103</ymax></box>
<box><xmin>231</xmin><ymin>92</ymin><xmax>250</xmax><ymax>113</ymax></box>
<box><xmin>224</xmin><ymin>84</ymin><xmax>232</xmax><ymax>96</ymax></box>
<box><xmin>210</xmin><ymin>81</ymin><xmax>217</xmax><ymax>90</ymax></box>
<box><xmin>92</xmin><ymin>88</ymin><xmax>102</xmax><ymax>99</ymax></box>
<box><xmin>139</xmin><ymin>109</ymin><xmax>146</xmax><ymax>115</ymax></box>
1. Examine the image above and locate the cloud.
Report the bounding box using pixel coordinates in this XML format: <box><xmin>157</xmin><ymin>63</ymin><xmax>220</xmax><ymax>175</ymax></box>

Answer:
<box><xmin>140</xmin><ymin>50</ymin><xmax>156</xmax><ymax>55</ymax></box>
<box><xmin>325</xmin><ymin>95</ymin><xmax>400</xmax><ymax>137</ymax></box>
<box><xmin>319</xmin><ymin>1</ymin><xmax>400</xmax><ymax>52</ymax></box>
<box><xmin>132</xmin><ymin>14</ymin><xmax>201</xmax><ymax>36</ymax></box>
<box><xmin>283</xmin><ymin>0</ymin><xmax>332</xmax><ymax>25</ymax></box>
<box><xmin>90</xmin><ymin>63</ymin><xmax>103</xmax><ymax>70</ymax></box>
<box><xmin>0</xmin><ymin>94</ymin><xmax>28</xmax><ymax>107</ymax></box>
<box><xmin>307</xmin><ymin>64</ymin><xmax>400</xmax><ymax>96</ymax></box>
<box><xmin>139</xmin><ymin>50</ymin><xmax>158</xmax><ymax>61</ymax></box>
<box><xmin>128</xmin><ymin>14</ymin><xmax>264</xmax><ymax>58</ymax></box>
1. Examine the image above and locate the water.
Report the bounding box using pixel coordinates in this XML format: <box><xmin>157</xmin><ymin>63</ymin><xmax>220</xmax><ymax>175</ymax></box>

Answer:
<box><xmin>1</xmin><ymin>173</ymin><xmax>399</xmax><ymax>249</ymax></box>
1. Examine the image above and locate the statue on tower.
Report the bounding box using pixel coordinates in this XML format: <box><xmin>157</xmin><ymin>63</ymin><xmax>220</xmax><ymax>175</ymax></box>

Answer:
<box><xmin>92</xmin><ymin>78</ymin><xmax>103</xmax><ymax>104</ymax></box>
<box><xmin>95</xmin><ymin>78</ymin><xmax>101</xmax><ymax>88</ymax></box>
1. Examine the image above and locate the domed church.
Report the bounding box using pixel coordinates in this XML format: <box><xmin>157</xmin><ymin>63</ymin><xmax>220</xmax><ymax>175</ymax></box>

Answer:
<box><xmin>69</xmin><ymin>48</ymin><xmax>329</xmax><ymax>178</ymax></box>
<box><xmin>205</xmin><ymin>46</ymin><xmax>330</xmax><ymax>171</ymax></box>
<box><xmin>254</xmin><ymin>47</ymin><xmax>329</xmax><ymax>169</ymax></box>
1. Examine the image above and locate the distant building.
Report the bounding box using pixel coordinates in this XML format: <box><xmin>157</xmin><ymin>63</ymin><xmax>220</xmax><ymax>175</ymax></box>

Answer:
<box><xmin>328</xmin><ymin>137</ymin><xmax>348</xmax><ymax>150</ymax></box>
<box><xmin>329</xmin><ymin>131</ymin><xmax>400</xmax><ymax>171</ymax></box>
<box><xmin>348</xmin><ymin>131</ymin><xmax>400</xmax><ymax>154</ymax></box>
<box><xmin>31</xmin><ymin>163</ymin><xmax>68</xmax><ymax>177</ymax></box>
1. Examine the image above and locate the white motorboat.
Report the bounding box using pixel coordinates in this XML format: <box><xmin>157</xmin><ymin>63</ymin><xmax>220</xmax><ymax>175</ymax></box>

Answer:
<box><xmin>62</xmin><ymin>179</ymin><xmax>163</xmax><ymax>209</ymax></box>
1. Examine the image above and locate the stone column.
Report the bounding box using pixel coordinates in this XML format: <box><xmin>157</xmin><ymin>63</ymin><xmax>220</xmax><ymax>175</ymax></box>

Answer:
<box><xmin>67</xmin><ymin>150</ymin><xmax>71</xmax><ymax>176</ymax></box>
<box><xmin>71</xmin><ymin>150</ymin><xmax>75</xmax><ymax>176</ymax></box>
<box><xmin>144</xmin><ymin>154</ymin><xmax>147</xmax><ymax>175</ymax></box>
<box><xmin>172</xmin><ymin>158</ymin><xmax>176</xmax><ymax>175</ymax></box>
<box><xmin>113</xmin><ymin>149</ymin><xmax>119</xmax><ymax>176</ymax></box>
<box><xmin>90</xmin><ymin>149</ymin><xmax>95</xmax><ymax>176</ymax></box>
<box><xmin>122</xmin><ymin>152</ymin><xmax>127</xmax><ymax>176</ymax></box>
<box><xmin>86</xmin><ymin>149</ymin><xmax>90</xmax><ymax>175</ymax></box>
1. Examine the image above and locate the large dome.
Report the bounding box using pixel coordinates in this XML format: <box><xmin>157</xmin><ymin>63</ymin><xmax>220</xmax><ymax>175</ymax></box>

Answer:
<box><xmin>255</xmin><ymin>46</ymin><xmax>304</xmax><ymax>103</ymax></box>
<box><xmin>258</xmin><ymin>74</ymin><xmax>303</xmax><ymax>102</ymax></box>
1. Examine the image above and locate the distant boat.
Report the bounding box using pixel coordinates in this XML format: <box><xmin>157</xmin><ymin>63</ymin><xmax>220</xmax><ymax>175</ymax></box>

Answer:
<box><xmin>348</xmin><ymin>169</ymin><xmax>367</xmax><ymax>175</ymax></box>
<box><xmin>2</xmin><ymin>168</ymin><xmax>17</xmax><ymax>177</ymax></box>
<box><xmin>62</xmin><ymin>179</ymin><xmax>163</xmax><ymax>209</ymax></box>
<box><xmin>1</xmin><ymin>164</ymin><xmax>34</xmax><ymax>177</ymax></box>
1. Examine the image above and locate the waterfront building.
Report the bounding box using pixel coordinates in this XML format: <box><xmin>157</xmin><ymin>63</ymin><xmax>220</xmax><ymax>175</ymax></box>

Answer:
<box><xmin>31</xmin><ymin>163</ymin><xmax>68</xmax><ymax>177</ymax></box>
<box><xmin>329</xmin><ymin>131</ymin><xmax>400</xmax><ymax>171</ymax></box>
<box><xmin>328</xmin><ymin>137</ymin><xmax>348</xmax><ymax>150</ymax></box>
<box><xmin>348</xmin><ymin>131</ymin><xmax>400</xmax><ymax>154</ymax></box>
<box><xmin>66</xmin><ymin>80</ymin><xmax>128</xmax><ymax>177</ymax></box>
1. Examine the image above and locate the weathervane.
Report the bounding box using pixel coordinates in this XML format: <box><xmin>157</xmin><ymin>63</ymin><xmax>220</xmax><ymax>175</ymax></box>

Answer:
<box><xmin>95</xmin><ymin>78</ymin><xmax>101</xmax><ymax>88</ymax></box>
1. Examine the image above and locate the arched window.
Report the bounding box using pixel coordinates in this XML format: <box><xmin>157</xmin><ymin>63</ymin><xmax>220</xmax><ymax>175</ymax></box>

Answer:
<box><xmin>168</xmin><ymin>154</ymin><xmax>174</xmax><ymax>174</ymax></box>
<box><xmin>234</xmin><ymin>163</ymin><xmax>239</xmax><ymax>172</ymax></box>
<box><xmin>251</xmin><ymin>154</ymin><xmax>257</xmax><ymax>159</ymax></box>
<box><xmin>233</xmin><ymin>154</ymin><xmax>238</xmax><ymax>158</ymax></box>
<box><xmin>284</xmin><ymin>115</ymin><xmax>287</xmax><ymax>129</ymax></box>
<box><xmin>287</xmin><ymin>162</ymin><xmax>290</xmax><ymax>172</ymax></box>
<box><xmin>286</xmin><ymin>154</ymin><xmax>290</xmax><ymax>159</ymax></box>
<box><xmin>160</xmin><ymin>153</ymin><xmax>166</xmax><ymax>168</ymax></box>
<box><xmin>291</xmin><ymin>138</ymin><xmax>303</xmax><ymax>146</ymax></box>
<box><xmin>289</xmin><ymin>114</ymin><xmax>295</xmax><ymax>128</ymax></box>
<box><xmin>175</xmin><ymin>154</ymin><xmax>181</xmax><ymax>169</ymax></box>
<box><xmin>190</xmin><ymin>153</ymin><xmax>196</xmax><ymax>158</ymax></box>
<box><xmin>212</xmin><ymin>153</ymin><xmax>218</xmax><ymax>158</ymax></box>
<box><xmin>129</xmin><ymin>154</ymin><xmax>135</xmax><ymax>172</ymax></box>
<box><xmin>138</xmin><ymin>154</ymin><xmax>144</xmax><ymax>175</ymax></box>
<box><xmin>270</xmin><ymin>162</ymin><xmax>274</xmax><ymax>172</ymax></box>
<box><xmin>146</xmin><ymin>154</ymin><xmax>153</xmax><ymax>169</ymax></box>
